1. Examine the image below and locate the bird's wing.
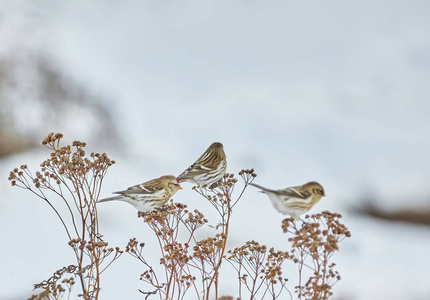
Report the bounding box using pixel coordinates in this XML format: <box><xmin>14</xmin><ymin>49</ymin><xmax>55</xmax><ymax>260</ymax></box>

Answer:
<box><xmin>114</xmin><ymin>181</ymin><xmax>161</xmax><ymax>195</ymax></box>
<box><xmin>276</xmin><ymin>187</ymin><xmax>310</xmax><ymax>199</ymax></box>
<box><xmin>195</xmin><ymin>150</ymin><xmax>211</xmax><ymax>164</ymax></box>
<box><xmin>192</xmin><ymin>163</ymin><xmax>216</xmax><ymax>172</ymax></box>
<box><xmin>179</xmin><ymin>163</ymin><xmax>214</xmax><ymax>179</ymax></box>
<box><xmin>194</xmin><ymin>148</ymin><xmax>223</xmax><ymax>169</ymax></box>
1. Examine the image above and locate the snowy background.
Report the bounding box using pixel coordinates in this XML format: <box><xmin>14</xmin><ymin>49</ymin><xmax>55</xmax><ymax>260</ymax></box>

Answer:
<box><xmin>1</xmin><ymin>0</ymin><xmax>430</xmax><ymax>299</ymax></box>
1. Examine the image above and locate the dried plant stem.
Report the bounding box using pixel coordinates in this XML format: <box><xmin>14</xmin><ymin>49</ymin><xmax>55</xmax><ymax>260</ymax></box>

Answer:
<box><xmin>9</xmin><ymin>133</ymin><xmax>123</xmax><ymax>300</ymax></box>
<box><xmin>205</xmin><ymin>206</ymin><xmax>230</xmax><ymax>300</ymax></box>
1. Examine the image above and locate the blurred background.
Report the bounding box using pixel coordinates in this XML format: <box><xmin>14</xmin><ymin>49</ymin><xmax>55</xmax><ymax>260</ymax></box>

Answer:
<box><xmin>1</xmin><ymin>0</ymin><xmax>429</xmax><ymax>299</ymax></box>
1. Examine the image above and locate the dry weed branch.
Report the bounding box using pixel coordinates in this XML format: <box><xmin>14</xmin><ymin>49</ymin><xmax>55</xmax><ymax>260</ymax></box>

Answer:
<box><xmin>282</xmin><ymin>212</ymin><xmax>351</xmax><ymax>300</ymax></box>
<box><xmin>9</xmin><ymin>133</ymin><xmax>123</xmax><ymax>300</ymax></box>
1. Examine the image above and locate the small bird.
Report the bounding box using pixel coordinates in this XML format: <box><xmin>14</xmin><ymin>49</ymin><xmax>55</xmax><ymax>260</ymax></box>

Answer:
<box><xmin>98</xmin><ymin>175</ymin><xmax>182</xmax><ymax>212</ymax></box>
<box><xmin>249</xmin><ymin>181</ymin><xmax>325</xmax><ymax>220</ymax></box>
<box><xmin>178</xmin><ymin>142</ymin><xmax>227</xmax><ymax>187</ymax></box>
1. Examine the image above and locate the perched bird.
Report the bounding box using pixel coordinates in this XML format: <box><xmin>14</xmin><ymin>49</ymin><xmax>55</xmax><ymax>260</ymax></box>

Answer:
<box><xmin>249</xmin><ymin>181</ymin><xmax>325</xmax><ymax>220</ymax></box>
<box><xmin>178</xmin><ymin>142</ymin><xmax>227</xmax><ymax>187</ymax></box>
<box><xmin>98</xmin><ymin>175</ymin><xmax>182</xmax><ymax>212</ymax></box>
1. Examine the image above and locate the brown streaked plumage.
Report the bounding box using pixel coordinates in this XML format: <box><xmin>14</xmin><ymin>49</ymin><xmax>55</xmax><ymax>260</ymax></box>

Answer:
<box><xmin>98</xmin><ymin>175</ymin><xmax>182</xmax><ymax>212</ymax></box>
<box><xmin>250</xmin><ymin>181</ymin><xmax>325</xmax><ymax>220</ymax></box>
<box><xmin>178</xmin><ymin>142</ymin><xmax>227</xmax><ymax>187</ymax></box>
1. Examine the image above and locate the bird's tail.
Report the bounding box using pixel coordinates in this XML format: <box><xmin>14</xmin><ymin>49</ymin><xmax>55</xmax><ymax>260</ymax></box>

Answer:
<box><xmin>177</xmin><ymin>171</ymin><xmax>190</xmax><ymax>183</ymax></box>
<box><xmin>98</xmin><ymin>196</ymin><xmax>122</xmax><ymax>203</ymax></box>
<box><xmin>249</xmin><ymin>182</ymin><xmax>272</xmax><ymax>193</ymax></box>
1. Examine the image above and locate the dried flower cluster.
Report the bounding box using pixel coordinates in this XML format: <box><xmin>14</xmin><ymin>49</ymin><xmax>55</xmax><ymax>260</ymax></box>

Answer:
<box><xmin>227</xmin><ymin>240</ymin><xmax>291</xmax><ymax>299</ymax></box>
<box><xmin>9</xmin><ymin>133</ymin><xmax>122</xmax><ymax>300</ymax></box>
<box><xmin>10</xmin><ymin>134</ymin><xmax>351</xmax><ymax>300</ymax></box>
<box><xmin>27</xmin><ymin>277</ymin><xmax>75</xmax><ymax>300</ymax></box>
<box><xmin>28</xmin><ymin>266</ymin><xmax>76</xmax><ymax>300</ymax></box>
<box><xmin>282</xmin><ymin>212</ymin><xmax>351</xmax><ymax>300</ymax></box>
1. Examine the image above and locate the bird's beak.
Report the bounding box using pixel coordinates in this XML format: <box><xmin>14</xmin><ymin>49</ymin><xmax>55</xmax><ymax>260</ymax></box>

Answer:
<box><xmin>178</xmin><ymin>185</ymin><xmax>183</xmax><ymax>190</ymax></box>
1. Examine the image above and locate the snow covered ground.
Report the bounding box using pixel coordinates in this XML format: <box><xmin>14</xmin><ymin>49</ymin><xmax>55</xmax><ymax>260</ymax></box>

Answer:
<box><xmin>1</xmin><ymin>0</ymin><xmax>430</xmax><ymax>299</ymax></box>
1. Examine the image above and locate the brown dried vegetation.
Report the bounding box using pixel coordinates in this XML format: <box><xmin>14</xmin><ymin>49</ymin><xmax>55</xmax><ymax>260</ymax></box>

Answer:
<box><xmin>9</xmin><ymin>133</ymin><xmax>122</xmax><ymax>300</ymax></box>
<box><xmin>9</xmin><ymin>134</ymin><xmax>351</xmax><ymax>300</ymax></box>
<box><xmin>126</xmin><ymin>170</ymin><xmax>350</xmax><ymax>300</ymax></box>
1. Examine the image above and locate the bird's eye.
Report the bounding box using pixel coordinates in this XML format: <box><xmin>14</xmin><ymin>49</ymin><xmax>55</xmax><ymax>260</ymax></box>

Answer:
<box><xmin>316</xmin><ymin>189</ymin><xmax>324</xmax><ymax>195</ymax></box>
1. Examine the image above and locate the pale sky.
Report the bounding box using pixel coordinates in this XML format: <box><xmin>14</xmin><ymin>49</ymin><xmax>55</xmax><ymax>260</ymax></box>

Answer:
<box><xmin>1</xmin><ymin>1</ymin><xmax>430</xmax><ymax>299</ymax></box>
